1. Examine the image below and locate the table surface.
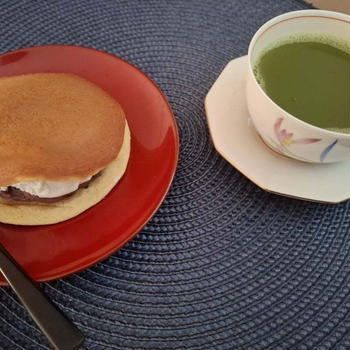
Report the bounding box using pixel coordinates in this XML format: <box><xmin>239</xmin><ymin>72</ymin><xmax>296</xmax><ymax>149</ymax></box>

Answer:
<box><xmin>305</xmin><ymin>0</ymin><xmax>350</xmax><ymax>14</ymax></box>
<box><xmin>0</xmin><ymin>1</ymin><xmax>349</xmax><ymax>349</ymax></box>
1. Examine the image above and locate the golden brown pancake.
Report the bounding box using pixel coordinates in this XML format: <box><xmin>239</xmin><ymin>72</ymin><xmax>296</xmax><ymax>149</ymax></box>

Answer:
<box><xmin>0</xmin><ymin>73</ymin><xmax>126</xmax><ymax>185</ymax></box>
<box><xmin>0</xmin><ymin>73</ymin><xmax>131</xmax><ymax>225</ymax></box>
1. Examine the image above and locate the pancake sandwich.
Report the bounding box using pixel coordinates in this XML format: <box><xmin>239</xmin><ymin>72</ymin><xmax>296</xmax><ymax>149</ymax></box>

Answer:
<box><xmin>0</xmin><ymin>73</ymin><xmax>130</xmax><ymax>225</ymax></box>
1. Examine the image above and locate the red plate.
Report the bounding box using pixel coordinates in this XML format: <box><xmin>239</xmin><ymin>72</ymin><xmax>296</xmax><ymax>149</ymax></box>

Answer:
<box><xmin>0</xmin><ymin>45</ymin><xmax>179</xmax><ymax>285</ymax></box>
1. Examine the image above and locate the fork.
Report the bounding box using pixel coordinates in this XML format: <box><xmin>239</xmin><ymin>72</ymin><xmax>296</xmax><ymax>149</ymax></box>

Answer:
<box><xmin>0</xmin><ymin>243</ymin><xmax>84</xmax><ymax>350</ymax></box>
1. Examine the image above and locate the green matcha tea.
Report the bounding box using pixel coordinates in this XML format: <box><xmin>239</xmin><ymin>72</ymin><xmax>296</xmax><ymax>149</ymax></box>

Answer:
<box><xmin>254</xmin><ymin>38</ymin><xmax>350</xmax><ymax>133</ymax></box>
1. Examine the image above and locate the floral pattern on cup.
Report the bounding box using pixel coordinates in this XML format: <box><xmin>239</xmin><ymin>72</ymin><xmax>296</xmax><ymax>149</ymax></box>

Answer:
<box><xmin>320</xmin><ymin>139</ymin><xmax>338</xmax><ymax>162</ymax></box>
<box><xmin>267</xmin><ymin>117</ymin><xmax>322</xmax><ymax>161</ymax></box>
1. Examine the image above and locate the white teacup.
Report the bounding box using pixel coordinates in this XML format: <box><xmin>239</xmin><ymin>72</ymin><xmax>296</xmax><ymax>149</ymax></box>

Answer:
<box><xmin>246</xmin><ymin>10</ymin><xmax>350</xmax><ymax>163</ymax></box>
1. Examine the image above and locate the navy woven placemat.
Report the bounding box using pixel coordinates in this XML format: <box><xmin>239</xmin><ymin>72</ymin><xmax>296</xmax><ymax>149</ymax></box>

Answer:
<box><xmin>1</xmin><ymin>0</ymin><xmax>349</xmax><ymax>349</ymax></box>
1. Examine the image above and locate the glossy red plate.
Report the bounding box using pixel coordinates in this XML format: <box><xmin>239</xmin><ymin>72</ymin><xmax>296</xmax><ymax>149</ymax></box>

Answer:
<box><xmin>0</xmin><ymin>45</ymin><xmax>179</xmax><ymax>285</ymax></box>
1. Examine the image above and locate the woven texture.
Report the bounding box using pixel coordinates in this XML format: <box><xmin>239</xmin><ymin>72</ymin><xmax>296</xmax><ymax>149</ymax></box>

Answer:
<box><xmin>1</xmin><ymin>0</ymin><xmax>349</xmax><ymax>349</ymax></box>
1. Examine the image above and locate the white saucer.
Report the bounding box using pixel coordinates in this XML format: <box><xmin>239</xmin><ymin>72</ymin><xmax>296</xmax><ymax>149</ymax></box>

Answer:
<box><xmin>204</xmin><ymin>56</ymin><xmax>350</xmax><ymax>203</ymax></box>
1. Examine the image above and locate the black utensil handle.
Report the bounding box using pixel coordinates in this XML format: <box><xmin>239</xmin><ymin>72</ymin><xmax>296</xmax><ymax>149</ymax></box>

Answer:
<box><xmin>0</xmin><ymin>243</ymin><xmax>84</xmax><ymax>350</ymax></box>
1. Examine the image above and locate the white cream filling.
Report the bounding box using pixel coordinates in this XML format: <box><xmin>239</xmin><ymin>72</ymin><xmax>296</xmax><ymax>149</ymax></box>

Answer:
<box><xmin>0</xmin><ymin>176</ymin><xmax>92</xmax><ymax>198</ymax></box>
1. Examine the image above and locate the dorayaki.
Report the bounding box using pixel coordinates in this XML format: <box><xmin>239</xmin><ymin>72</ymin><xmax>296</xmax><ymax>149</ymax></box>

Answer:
<box><xmin>0</xmin><ymin>73</ymin><xmax>131</xmax><ymax>225</ymax></box>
